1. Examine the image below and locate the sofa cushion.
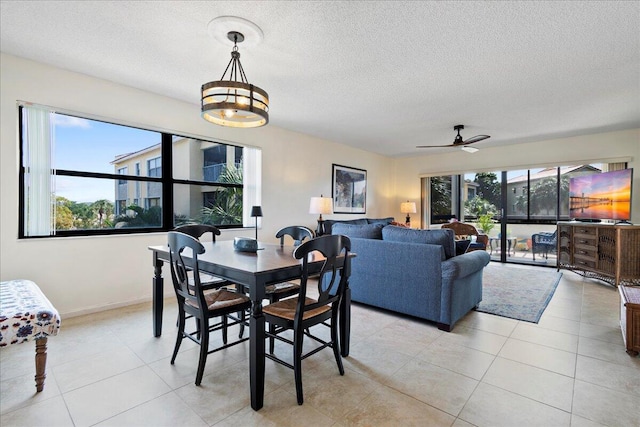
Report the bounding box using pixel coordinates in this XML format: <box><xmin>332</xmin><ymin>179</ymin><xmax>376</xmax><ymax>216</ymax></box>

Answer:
<box><xmin>332</xmin><ymin>223</ymin><xmax>384</xmax><ymax>239</ymax></box>
<box><xmin>323</xmin><ymin>218</ymin><xmax>368</xmax><ymax>235</ymax></box>
<box><xmin>382</xmin><ymin>226</ymin><xmax>456</xmax><ymax>259</ymax></box>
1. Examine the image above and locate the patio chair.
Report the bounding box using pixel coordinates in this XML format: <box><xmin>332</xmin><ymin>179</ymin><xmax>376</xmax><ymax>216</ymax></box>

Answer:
<box><xmin>441</xmin><ymin>222</ymin><xmax>488</xmax><ymax>252</ymax></box>
<box><xmin>531</xmin><ymin>229</ymin><xmax>557</xmax><ymax>261</ymax></box>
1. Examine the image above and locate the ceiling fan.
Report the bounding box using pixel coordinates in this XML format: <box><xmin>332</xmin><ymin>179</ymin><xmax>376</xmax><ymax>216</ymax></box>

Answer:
<box><xmin>417</xmin><ymin>125</ymin><xmax>490</xmax><ymax>153</ymax></box>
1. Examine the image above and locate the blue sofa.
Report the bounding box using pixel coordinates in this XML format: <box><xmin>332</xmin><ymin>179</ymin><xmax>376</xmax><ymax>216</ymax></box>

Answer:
<box><xmin>331</xmin><ymin>223</ymin><xmax>490</xmax><ymax>331</ymax></box>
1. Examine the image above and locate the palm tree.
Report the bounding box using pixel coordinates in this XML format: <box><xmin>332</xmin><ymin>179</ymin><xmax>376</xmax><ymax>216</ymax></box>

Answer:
<box><xmin>92</xmin><ymin>199</ymin><xmax>114</xmax><ymax>228</ymax></box>
<box><xmin>200</xmin><ymin>163</ymin><xmax>243</xmax><ymax>225</ymax></box>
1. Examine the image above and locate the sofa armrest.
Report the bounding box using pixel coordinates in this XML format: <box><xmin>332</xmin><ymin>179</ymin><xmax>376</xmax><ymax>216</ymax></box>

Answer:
<box><xmin>441</xmin><ymin>250</ymin><xmax>490</xmax><ymax>282</ymax></box>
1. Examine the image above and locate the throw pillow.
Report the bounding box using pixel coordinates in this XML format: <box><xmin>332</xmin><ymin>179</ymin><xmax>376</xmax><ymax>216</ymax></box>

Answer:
<box><xmin>455</xmin><ymin>240</ymin><xmax>471</xmax><ymax>256</ymax></box>
<box><xmin>366</xmin><ymin>217</ymin><xmax>395</xmax><ymax>226</ymax></box>
<box><xmin>323</xmin><ymin>218</ymin><xmax>368</xmax><ymax>235</ymax></box>
<box><xmin>331</xmin><ymin>223</ymin><xmax>384</xmax><ymax>239</ymax></box>
<box><xmin>382</xmin><ymin>226</ymin><xmax>456</xmax><ymax>259</ymax></box>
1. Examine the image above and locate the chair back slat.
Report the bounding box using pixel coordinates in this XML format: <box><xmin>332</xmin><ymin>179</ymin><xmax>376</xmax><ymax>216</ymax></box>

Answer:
<box><xmin>168</xmin><ymin>231</ymin><xmax>206</xmax><ymax>306</ymax></box>
<box><xmin>174</xmin><ymin>224</ymin><xmax>221</xmax><ymax>242</ymax></box>
<box><xmin>276</xmin><ymin>225</ymin><xmax>315</xmax><ymax>247</ymax></box>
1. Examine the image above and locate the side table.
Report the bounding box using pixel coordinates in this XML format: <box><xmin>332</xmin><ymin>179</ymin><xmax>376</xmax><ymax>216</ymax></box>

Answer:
<box><xmin>619</xmin><ymin>285</ymin><xmax>640</xmax><ymax>356</ymax></box>
<box><xmin>489</xmin><ymin>237</ymin><xmax>517</xmax><ymax>256</ymax></box>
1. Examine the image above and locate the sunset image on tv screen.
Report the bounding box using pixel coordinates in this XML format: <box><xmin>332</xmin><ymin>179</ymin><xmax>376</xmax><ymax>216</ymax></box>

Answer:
<box><xmin>569</xmin><ymin>169</ymin><xmax>632</xmax><ymax>220</ymax></box>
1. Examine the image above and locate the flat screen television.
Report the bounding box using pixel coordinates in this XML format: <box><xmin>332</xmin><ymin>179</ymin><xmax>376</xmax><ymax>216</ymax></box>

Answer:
<box><xmin>569</xmin><ymin>168</ymin><xmax>633</xmax><ymax>222</ymax></box>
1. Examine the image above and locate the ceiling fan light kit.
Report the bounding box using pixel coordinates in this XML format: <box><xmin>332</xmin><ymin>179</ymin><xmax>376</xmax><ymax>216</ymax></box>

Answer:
<box><xmin>417</xmin><ymin>124</ymin><xmax>490</xmax><ymax>152</ymax></box>
<box><xmin>201</xmin><ymin>17</ymin><xmax>269</xmax><ymax>128</ymax></box>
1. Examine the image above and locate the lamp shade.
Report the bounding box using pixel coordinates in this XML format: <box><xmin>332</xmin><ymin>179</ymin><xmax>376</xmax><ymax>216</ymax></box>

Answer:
<box><xmin>309</xmin><ymin>197</ymin><xmax>333</xmax><ymax>215</ymax></box>
<box><xmin>250</xmin><ymin>206</ymin><xmax>263</xmax><ymax>217</ymax></box>
<box><xmin>400</xmin><ymin>201</ymin><xmax>417</xmax><ymax>214</ymax></box>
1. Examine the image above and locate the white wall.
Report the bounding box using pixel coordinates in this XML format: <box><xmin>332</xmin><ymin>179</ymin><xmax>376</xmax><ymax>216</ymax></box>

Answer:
<box><xmin>0</xmin><ymin>53</ymin><xmax>394</xmax><ymax>317</ymax></box>
<box><xmin>393</xmin><ymin>129</ymin><xmax>640</xmax><ymax>227</ymax></box>
<box><xmin>2</xmin><ymin>53</ymin><xmax>638</xmax><ymax>317</ymax></box>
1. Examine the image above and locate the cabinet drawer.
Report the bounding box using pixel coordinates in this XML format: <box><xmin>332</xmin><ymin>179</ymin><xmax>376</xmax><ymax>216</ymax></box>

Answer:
<box><xmin>574</xmin><ymin>227</ymin><xmax>597</xmax><ymax>236</ymax></box>
<box><xmin>574</xmin><ymin>236</ymin><xmax>596</xmax><ymax>247</ymax></box>
<box><xmin>574</xmin><ymin>257</ymin><xmax>596</xmax><ymax>269</ymax></box>
<box><xmin>574</xmin><ymin>248</ymin><xmax>596</xmax><ymax>261</ymax></box>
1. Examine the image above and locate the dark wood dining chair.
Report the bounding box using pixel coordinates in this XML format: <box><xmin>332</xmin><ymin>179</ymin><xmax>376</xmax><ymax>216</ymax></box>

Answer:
<box><xmin>265</xmin><ymin>226</ymin><xmax>315</xmax><ymax>352</ymax></box>
<box><xmin>267</xmin><ymin>226</ymin><xmax>314</xmax><ymax>301</ymax></box>
<box><xmin>263</xmin><ymin>234</ymin><xmax>351</xmax><ymax>405</ymax></box>
<box><xmin>174</xmin><ymin>224</ymin><xmax>249</xmax><ymax>337</ymax></box>
<box><xmin>167</xmin><ymin>231</ymin><xmax>251</xmax><ymax>386</ymax></box>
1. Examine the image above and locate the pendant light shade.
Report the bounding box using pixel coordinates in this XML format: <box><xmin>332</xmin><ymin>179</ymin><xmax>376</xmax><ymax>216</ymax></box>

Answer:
<box><xmin>201</xmin><ymin>30</ymin><xmax>269</xmax><ymax>128</ymax></box>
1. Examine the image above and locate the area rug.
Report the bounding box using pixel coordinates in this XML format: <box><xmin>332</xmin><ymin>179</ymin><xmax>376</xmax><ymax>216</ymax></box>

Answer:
<box><xmin>476</xmin><ymin>264</ymin><xmax>562</xmax><ymax>323</ymax></box>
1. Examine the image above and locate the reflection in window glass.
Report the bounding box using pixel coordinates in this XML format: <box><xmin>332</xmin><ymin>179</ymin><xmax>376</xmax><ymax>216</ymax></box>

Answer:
<box><xmin>172</xmin><ymin>137</ymin><xmax>243</xmax><ymax>184</ymax></box>
<box><xmin>463</xmin><ymin>172</ymin><xmax>501</xmax><ymax>222</ymax></box>
<box><xmin>173</xmin><ymin>183</ymin><xmax>243</xmax><ymax>226</ymax></box>
<box><xmin>506</xmin><ymin>169</ymin><xmax>529</xmax><ymax>219</ymax></box>
<box><xmin>430</xmin><ymin>175</ymin><xmax>454</xmax><ymax>223</ymax></box>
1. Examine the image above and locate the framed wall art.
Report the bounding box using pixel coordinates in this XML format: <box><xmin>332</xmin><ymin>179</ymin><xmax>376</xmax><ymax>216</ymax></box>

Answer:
<box><xmin>332</xmin><ymin>164</ymin><xmax>367</xmax><ymax>214</ymax></box>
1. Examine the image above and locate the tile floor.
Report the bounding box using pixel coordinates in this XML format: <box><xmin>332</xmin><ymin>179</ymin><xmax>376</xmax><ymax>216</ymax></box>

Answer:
<box><xmin>1</xmin><ymin>265</ymin><xmax>639</xmax><ymax>426</ymax></box>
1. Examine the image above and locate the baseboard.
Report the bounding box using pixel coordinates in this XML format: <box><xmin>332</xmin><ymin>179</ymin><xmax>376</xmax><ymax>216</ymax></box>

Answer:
<box><xmin>60</xmin><ymin>295</ymin><xmax>153</xmax><ymax>319</ymax></box>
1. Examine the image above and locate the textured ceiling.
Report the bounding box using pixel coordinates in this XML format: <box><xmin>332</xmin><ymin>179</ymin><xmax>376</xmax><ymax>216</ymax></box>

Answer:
<box><xmin>1</xmin><ymin>1</ymin><xmax>639</xmax><ymax>157</ymax></box>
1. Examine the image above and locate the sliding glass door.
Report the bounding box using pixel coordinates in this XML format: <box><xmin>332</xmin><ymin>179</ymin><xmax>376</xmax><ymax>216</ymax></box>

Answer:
<box><xmin>425</xmin><ymin>162</ymin><xmax>626</xmax><ymax>266</ymax></box>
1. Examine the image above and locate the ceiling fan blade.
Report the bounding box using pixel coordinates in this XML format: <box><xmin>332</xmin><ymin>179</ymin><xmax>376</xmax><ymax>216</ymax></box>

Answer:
<box><xmin>462</xmin><ymin>135</ymin><xmax>490</xmax><ymax>144</ymax></box>
<box><xmin>416</xmin><ymin>144</ymin><xmax>456</xmax><ymax>148</ymax></box>
<box><xmin>417</xmin><ymin>127</ymin><xmax>490</xmax><ymax>149</ymax></box>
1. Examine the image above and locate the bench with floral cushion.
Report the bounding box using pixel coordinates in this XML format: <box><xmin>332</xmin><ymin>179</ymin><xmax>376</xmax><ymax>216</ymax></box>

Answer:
<box><xmin>0</xmin><ymin>279</ymin><xmax>61</xmax><ymax>392</ymax></box>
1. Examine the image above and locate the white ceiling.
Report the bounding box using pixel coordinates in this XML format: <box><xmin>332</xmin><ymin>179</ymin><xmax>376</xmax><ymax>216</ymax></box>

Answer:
<box><xmin>1</xmin><ymin>1</ymin><xmax>639</xmax><ymax>157</ymax></box>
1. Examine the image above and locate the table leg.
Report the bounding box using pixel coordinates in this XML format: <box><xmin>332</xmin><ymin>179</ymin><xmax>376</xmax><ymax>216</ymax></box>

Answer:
<box><xmin>340</xmin><ymin>286</ymin><xmax>351</xmax><ymax>357</ymax></box>
<box><xmin>249</xmin><ymin>300</ymin><xmax>265</xmax><ymax>410</ymax></box>
<box><xmin>34</xmin><ymin>337</ymin><xmax>48</xmax><ymax>392</ymax></box>
<box><xmin>153</xmin><ymin>258</ymin><xmax>164</xmax><ymax>337</ymax></box>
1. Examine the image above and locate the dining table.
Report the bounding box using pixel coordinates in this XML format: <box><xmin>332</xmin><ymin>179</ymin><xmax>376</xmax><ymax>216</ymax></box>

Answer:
<box><xmin>148</xmin><ymin>240</ymin><xmax>352</xmax><ymax>411</ymax></box>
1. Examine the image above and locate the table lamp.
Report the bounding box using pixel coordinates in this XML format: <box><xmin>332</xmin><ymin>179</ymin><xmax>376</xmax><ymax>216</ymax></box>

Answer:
<box><xmin>309</xmin><ymin>195</ymin><xmax>333</xmax><ymax>236</ymax></box>
<box><xmin>400</xmin><ymin>201</ymin><xmax>417</xmax><ymax>227</ymax></box>
<box><xmin>250</xmin><ymin>205</ymin><xmax>263</xmax><ymax>240</ymax></box>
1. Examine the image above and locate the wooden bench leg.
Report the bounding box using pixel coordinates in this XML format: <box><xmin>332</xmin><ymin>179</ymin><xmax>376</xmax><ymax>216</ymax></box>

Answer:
<box><xmin>35</xmin><ymin>337</ymin><xmax>48</xmax><ymax>392</ymax></box>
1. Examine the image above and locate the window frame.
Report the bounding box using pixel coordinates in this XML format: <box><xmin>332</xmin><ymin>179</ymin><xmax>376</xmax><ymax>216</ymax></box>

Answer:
<box><xmin>427</xmin><ymin>163</ymin><xmax>629</xmax><ymax>228</ymax></box>
<box><xmin>18</xmin><ymin>106</ymin><xmax>249</xmax><ymax>238</ymax></box>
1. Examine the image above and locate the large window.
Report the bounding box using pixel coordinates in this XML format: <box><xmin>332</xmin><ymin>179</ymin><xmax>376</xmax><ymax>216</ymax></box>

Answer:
<box><xmin>428</xmin><ymin>165</ymin><xmax>618</xmax><ymax>227</ymax></box>
<box><xmin>19</xmin><ymin>105</ymin><xmax>261</xmax><ymax>237</ymax></box>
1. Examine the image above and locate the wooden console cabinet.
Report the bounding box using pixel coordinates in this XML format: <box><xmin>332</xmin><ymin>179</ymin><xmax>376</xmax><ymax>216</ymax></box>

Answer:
<box><xmin>557</xmin><ymin>222</ymin><xmax>640</xmax><ymax>287</ymax></box>
<box><xmin>619</xmin><ymin>286</ymin><xmax>640</xmax><ymax>356</ymax></box>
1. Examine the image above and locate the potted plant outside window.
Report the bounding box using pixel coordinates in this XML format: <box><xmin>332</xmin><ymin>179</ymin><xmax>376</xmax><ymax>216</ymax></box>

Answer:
<box><xmin>477</xmin><ymin>214</ymin><xmax>495</xmax><ymax>236</ymax></box>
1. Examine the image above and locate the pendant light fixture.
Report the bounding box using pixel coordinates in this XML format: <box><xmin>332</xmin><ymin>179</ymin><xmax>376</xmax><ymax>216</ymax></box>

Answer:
<box><xmin>201</xmin><ymin>18</ymin><xmax>269</xmax><ymax>128</ymax></box>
